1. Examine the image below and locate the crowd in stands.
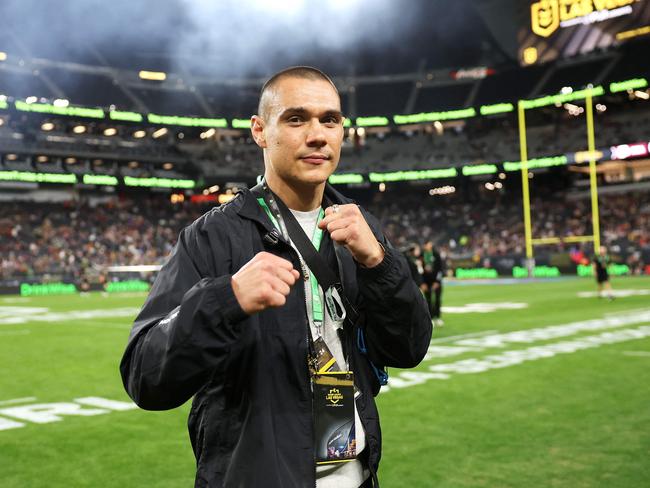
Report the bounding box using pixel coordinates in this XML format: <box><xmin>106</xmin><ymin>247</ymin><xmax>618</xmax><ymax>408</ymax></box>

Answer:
<box><xmin>2</xmin><ymin>186</ymin><xmax>649</xmax><ymax>285</ymax></box>
<box><xmin>370</xmin><ymin>189</ymin><xmax>650</xmax><ymax>274</ymax></box>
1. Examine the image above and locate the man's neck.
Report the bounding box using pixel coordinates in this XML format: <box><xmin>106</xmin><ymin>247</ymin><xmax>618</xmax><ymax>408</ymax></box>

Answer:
<box><xmin>264</xmin><ymin>174</ymin><xmax>325</xmax><ymax>211</ymax></box>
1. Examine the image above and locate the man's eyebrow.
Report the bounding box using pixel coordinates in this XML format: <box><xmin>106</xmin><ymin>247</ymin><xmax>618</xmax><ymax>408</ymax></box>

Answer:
<box><xmin>279</xmin><ymin>107</ymin><xmax>343</xmax><ymax>119</ymax></box>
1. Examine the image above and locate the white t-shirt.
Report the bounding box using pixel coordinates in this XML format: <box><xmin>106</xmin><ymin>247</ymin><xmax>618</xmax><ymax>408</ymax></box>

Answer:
<box><xmin>289</xmin><ymin>208</ymin><xmax>369</xmax><ymax>488</ymax></box>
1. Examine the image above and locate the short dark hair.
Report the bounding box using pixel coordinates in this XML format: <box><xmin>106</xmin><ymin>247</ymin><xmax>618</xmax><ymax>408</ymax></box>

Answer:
<box><xmin>257</xmin><ymin>66</ymin><xmax>339</xmax><ymax>118</ymax></box>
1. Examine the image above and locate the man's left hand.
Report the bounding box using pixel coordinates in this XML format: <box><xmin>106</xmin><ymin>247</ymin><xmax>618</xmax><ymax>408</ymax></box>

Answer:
<box><xmin>318</xmin><ymin>204</ymin><xmax>384</xmax><ymax>268</ymax></box>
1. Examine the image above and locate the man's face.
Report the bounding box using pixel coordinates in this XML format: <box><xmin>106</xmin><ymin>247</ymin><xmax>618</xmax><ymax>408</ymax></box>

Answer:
<box><xmin>253</xmin><ymin>77</ymin><xmax>344</xmax><ymax>188</ymax></box>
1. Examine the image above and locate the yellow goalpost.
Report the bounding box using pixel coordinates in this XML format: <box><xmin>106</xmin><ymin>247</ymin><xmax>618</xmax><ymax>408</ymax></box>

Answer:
<box><xmin>517</xmin><ymin>87</ymin><xmax>601</xmax><ymax>274</ymax></box>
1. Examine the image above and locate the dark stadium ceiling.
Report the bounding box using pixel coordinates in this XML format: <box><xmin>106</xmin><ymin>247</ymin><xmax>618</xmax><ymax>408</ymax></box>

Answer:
<box><xmin>0</xmin><ymin>0</ymin><xmax>519</xmax><ymax>79</ymax></box>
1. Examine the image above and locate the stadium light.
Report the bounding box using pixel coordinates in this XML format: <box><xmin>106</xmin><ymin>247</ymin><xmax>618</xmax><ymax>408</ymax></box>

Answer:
<box><xmin>65</xmin><ymin>157</ymin><xmax>77</xmax><ymax>164</ymax></box>
<box><xmin>429</xmin><ymin>185</ymin><xmax>455</xmax><ymax>196</ymax></box>
<box><xmin>162</xmin><ymin>163</ymin><xmax>174</xmax><ymax>170</ymax></box>
<box><xmin>36</xmin><ymin>155</ymin><xmax>49</xmax><ymax>163</ymax></box>
<box><xmin>72</xmin><ymin>125</ymin><xmax>86</xmax><ymax>134</ymax></box>
<box><xmin>0</xmin><ymin>52</ymin><xmax>6</xmax><ymax>61</ymax></box>
<box><xmin>200</xmin><ymin>128</ymin><xmax>216</xmax><ymax>139</ymax></box>
<box><xmin>103</xmin><ymin>128</ymin><xmax>117</xmax><ymax>136</ymax></box>
<box><xmin>133</xmin><ymin>130</ymin><xmax>146</xmax><ymax>138</ymax></box>
<box><xmin>139</xmin><ymin>70</ymin><xmax>167</xmax><ymax>81</ymax></box>
<box><xmin>53</xmin><ymin>98</ymin><xmax>69</xmax><ymax>107</ymax></box>
<box><xmin>634</xmin><ymin>90</ymin><xmax>649</xmax><ymax>100</ymax></box>
<box><xmin>41</xmin><ymin>122</ymin><xmax>55</xmax><ymax>131</ymax></box>
<box><xmin>152</xmin><ymin>128</ymin><xmax>168</xmax><ymax>138</ymax></box>
<box><xmin>25</xmin><ymin>96</ymin><xmax>37</xmax><ymax>104</ymax></box>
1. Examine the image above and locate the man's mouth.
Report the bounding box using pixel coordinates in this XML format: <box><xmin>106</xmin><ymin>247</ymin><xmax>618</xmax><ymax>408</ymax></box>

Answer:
<box><xmin>300</xmin><ymin>153</ymin><xmax>330</xmax><ymax>165</ymax></box>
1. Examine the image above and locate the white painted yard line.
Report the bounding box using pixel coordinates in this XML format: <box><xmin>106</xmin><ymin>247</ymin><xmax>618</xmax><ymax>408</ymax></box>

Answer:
<box><xmin>605</xmin><ymin>308</ymin><xmax>650</xmax><ymax>318</ymax></box>
<box><xmin>0</xmin><ymin>329</ymin><xmax>30</xmax><ymax>336</ymax></box>
<box><xmin>383</xmin><ymin>325</ymin><xmax>650</xmax><ymax>392</ymax></box>
<box><xmin>0</xmin><ymin>297</ymin><xmax>31</xmax><ymax>303</ymax></box>
<box><xmin>622</xmin><ymin>351</ymin><xmax>650</xmax><ymax>357</ymax></box>
<box><xmin>430</xmin><ymin>330</ymin><xmax>498</xmax><ymax>344</ymax></box>
<box><xmin>0</xmin><ymin>397</ymin><xmax>37</xmax><ymax>406</ymax></box>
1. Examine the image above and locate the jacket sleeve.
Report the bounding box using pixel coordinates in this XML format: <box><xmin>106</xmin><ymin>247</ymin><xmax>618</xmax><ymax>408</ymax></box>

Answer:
<box><xmin>355</xmin><ymin>212</ymin><xmax>432</xmax><ymax>369</ymax></box>
<box><xmin>119</xmin><ymin>223</ymin><xmax>248</xmax><ymax>411</ymax></box>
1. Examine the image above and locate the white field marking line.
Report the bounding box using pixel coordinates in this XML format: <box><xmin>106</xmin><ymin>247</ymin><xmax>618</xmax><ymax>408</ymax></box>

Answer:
<box><xmin>0</xmin><ymin>397</ymin><xmax>37</xmax><ymax>406</ymax></box>
<box><xmin>382</xmin><ymin>325</ymin><xmax>650</xmax><ymax>392</ymax></box>
<box><xmin>0</xmin><ymin>307</ymin><xmax>141</xmax><ymax>325</ymax></box>
<box><xmin>423</xmin><ymin>310</ymin><xmax>650</xmax><ymax>361</ymax></box>
<box><xmin>442</xmin><ymin>302</ymin><xmax>528</xmax><ymax>314</ymax></box>
<box><xmin>605</xmin><ymin>308</ymin><xmax>650</xmax><ymax>318</ymax></box>
<box><xmin>0</xmin><ymin>329</ymin><xmax>30</xmax><ymax>336</ymax></box>
<box><xmin>430</xmin><ymin>330</ymin><xmax>498</xmax><ymax>344</ymax></box>
<box><xmin>622</xmin><ymin>350</ymin><xmax>650</xmax><ymax>357</ymax></box>
<box><xmin>73</xmin><ymin>321</ymin><xmax>133</xmax><ymax>329</ymax></box>
<box><xmin>1</xmin><ymin>297</ymin><xmax>31</xmax><ymax>303</ymax></box>
<box><xmin>577</xmin><ymin>289</ymin><xmax>650</xmax><ymax>298</ymax></box>
<box><xmin>417</xmin><ymin>309</ymin><xmax>650</xmax><ymax>371</ymax></box>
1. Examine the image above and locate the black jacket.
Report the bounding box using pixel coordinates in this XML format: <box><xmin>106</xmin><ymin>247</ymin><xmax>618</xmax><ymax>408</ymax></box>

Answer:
<box><xmin>120</xmin><ymin>184</ymin><xmax>432</xmax><ymax>487</ymax></box>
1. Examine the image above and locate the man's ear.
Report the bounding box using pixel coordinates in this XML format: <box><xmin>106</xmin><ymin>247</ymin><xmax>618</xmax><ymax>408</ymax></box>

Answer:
<box><xmin>251</xmin><ymin>115</ymin><xmax>267</xmax><ymax>148</ymax></box>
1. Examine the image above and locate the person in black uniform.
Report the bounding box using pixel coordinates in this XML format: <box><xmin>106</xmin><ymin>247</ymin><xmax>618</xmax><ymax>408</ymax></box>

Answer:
<box><xmin>120</xmin><ymin>66</ymin><xmax>432</xmax><ymax>488</ymax></box>
<box><xmin>593</xmin><ymin>245</ymin><xmax>614</xmax><ymax>300</ymax></box>
<box><xmin>422</xmin><ymin>241</ymin><xmax>444</xmax><ymax>327</ymax></box>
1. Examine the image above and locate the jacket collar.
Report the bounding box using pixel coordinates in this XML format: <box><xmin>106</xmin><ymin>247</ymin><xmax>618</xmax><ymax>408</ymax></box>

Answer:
<box><xmin>235</xmin><ymin>182</ymin><xmax>354</xmax><ymax>228</ymax></box>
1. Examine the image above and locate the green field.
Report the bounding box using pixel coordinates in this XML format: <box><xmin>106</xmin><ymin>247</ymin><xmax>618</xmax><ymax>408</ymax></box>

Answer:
<box><xmin>1</xmin><ymin>277</ymin><xmax>649</xmax><ymax>487</ymax></box>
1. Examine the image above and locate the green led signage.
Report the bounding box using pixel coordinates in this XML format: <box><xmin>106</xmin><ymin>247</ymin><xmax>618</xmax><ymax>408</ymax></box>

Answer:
<box><xmin>231</xmin><ymin>118</ymin><xmax>251</xmax><ymax>129</ymax></box>
<box><xmin>521</xmin><ymin>86</ymin><xmax>605</xmax><ymax>110</ymax></box>
<box><xmin>512</xmin><ymin>266</ymin><xmax>560</xmax><ymax>278</ymax></box>
<box><xmin>480</xmin><ymin>103</ymin><xmax>514</xmax><ymax>115</ymax></box>
<box><xmin>503</xmin><ymin>155</ymin><xmax>568</xmax><ymax>171</ymax></box>
<box><xmin>328</xmin><ymin>173</ymin><xmax>364</xmax><ymax>184</ymax></box>
<box><xmin>355</xmin><ymin>116</ymin><xmax>389</xmax><ymax>127</ymax></box>
<box><xmin>393</xmin><ymin>108</ymin><xmax>476</xmax><ymax>125</ymax></box>
<box><xmin>109</xmin><ymin>110</ymin><xmax>143</xmax><ymax>122</ymax></box>
<box><xmin>0</xmin><ymin>99</ymin><xmax>7</xmax><ymax>110</ymax></box>
<box><xmin>106</xmin><ymin>280</ymin><xmax>150</xmax><ymax>293</ymax></box>
<box><xmin>462</xmin><ymin>164</ymin><xmax>498</xmax><ymax>176</ymax></box>
<box><xmin>577</xmin><ymin>263</ymin><xmax>630</xmax><ymax>277</ymax></box>
<box><xmin>343</xmin><ymin>118</ymin><xmax>351</xmax><ymax>128</ymax></box>
<box><xmin>455</xmin><ymin>268</ymin><xmax>498</xmax><ymax>279</ymax></box>
<box><xmin>20</xmin><ymin>282</ymin><xmax>77</xmax><ymax>297</ymax></box>
<box><xmin>369</xmin><ymin>168</ymin><xmax>457</xmax><ymax>182</ymax></box>
<box><xmin>0</xmin><ymin>171</ymin><xmax>77</xmax><ymax>184</ymax></box>
<box><xmin>15</xmin><ymin>101</ymin><xmax>104</xmax><ymax>119</ymax></box>
<box><xmin>147</xmin><ymin>113</ymin><xmax>227</xmax><ymax>128</ymax></box>
<box><xmin>82</xmin><ymin>174</ymin><xmax>118</xmax><ymax>186</ymax></box>
<box><xmin>609</xmin><ymin>78</ymin><xmax>648</xmax><ymax>93</ymax></box>
<box><xmin>124</xmin><ymin>176</ymin><xmax>195</xmax><ymax>188</ymax></box>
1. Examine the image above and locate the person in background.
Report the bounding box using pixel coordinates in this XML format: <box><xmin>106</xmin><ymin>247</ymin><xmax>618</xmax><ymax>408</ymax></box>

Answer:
<box><xmin>423</xmin><ymin>241</ymin><xmax>444</xmax><ymax>326</ymax></box>
<box><xmin>593</xmin><ymin>245</ymin><xmax>614</xmax><ymax>301</ymax></box>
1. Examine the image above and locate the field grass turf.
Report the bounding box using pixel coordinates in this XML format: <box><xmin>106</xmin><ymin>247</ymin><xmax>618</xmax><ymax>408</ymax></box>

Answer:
<box><xmin>1</xmin><ymin>276</ymin><xmax>649</xmax><ymax>487</ymax></box>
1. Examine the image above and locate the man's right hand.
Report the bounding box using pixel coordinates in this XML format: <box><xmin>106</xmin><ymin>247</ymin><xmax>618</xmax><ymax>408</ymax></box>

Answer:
<box><xmin>231</xmin><ymin>252</ymin><xmax>301</xmax><ymax>315</ymax></box>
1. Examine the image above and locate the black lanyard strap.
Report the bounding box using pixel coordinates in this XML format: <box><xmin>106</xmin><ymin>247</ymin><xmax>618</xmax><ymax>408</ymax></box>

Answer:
<box><xmin>250</xmin><ymin>182</ymin><xmax>359</xmax><ymax>324</ymax></box>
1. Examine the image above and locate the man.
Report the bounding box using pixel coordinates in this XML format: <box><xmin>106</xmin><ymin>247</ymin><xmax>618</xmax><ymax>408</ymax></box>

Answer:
<box><xmin>422</xmin><ymin>241</ymin><xmax>444</xmax><ymax>326</ymax></box>
<box><xmin>593</xmin><ymin>245</ymin><xmax>614</xmax><ymax>300</ymax></box>
<box><xmin>120</xmin><ymin>66</ymin><xmax>432</xmax><ymax>488</ymax></box>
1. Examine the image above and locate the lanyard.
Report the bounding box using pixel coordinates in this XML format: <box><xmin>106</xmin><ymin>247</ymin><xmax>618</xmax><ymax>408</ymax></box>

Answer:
<box><xmin>256</xmin><ymin>197</ymin><xmax>327</xmax><ymax>327</ymax></box>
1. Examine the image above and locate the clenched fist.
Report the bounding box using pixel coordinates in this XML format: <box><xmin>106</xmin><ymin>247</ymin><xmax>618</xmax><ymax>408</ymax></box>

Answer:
<box><xmin>318</xmin><ymin>204</ymin><xmax>384</xmax><ymax>268</ymax></box>
<box><xmin>231</xmin><ymin>252</ymin><xmax>301</xmax><ymax>315</ymax></box>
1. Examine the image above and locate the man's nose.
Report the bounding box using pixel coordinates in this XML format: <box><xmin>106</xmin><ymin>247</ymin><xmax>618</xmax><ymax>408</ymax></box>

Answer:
<box><xmin>305</xmin><ymin>119</ymin><xmax>326</xmax><ymax>147</ymax></box>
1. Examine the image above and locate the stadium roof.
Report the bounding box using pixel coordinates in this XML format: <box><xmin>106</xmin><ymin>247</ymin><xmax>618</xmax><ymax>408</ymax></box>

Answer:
<box><xmin>0</xmin><ymin>0</ymin><xmax>515</xmax><ymax>79</ymax></box>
